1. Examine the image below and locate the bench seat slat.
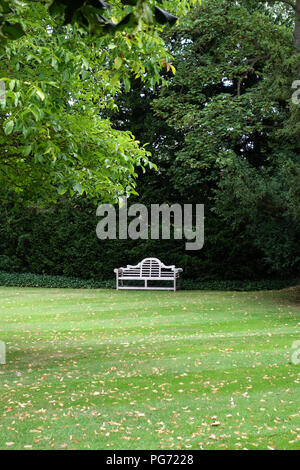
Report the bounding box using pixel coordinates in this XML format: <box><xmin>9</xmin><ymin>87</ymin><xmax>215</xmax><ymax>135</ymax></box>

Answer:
<box><xmin>119</xmin><ymin>277</ymin><xmax>175</xmax><ymax>281</ymax></box>
<box><xmin>118</xmin><ymin>286</ymin><xmax>174</xmax><ymax>290</ymax></box>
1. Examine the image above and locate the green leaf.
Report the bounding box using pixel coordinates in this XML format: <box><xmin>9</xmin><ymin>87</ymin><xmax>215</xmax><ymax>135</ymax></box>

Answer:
<box><xmin>22</xmin><ymin>145</ymin><xmax>32</xmax><ymax>156</ymax></box>
<box><xmin>4</xmin><ymin>120</ymin><xmax>14</xmax><ymax>135</ymax></box>
<box><xmin>9</xmin><ymin>80</ymin><xmax>16</xmax><ymax>91</ymax></box>
<box><xmin>27</xmin><ymin>106</ymin><xmax>40</xmax><ymax>122</ymax></box>
<box><xmin>57</xmin><ymin>185</ymin><xmax>68</xmax><ymax>195</ymax></box>
<box><xmin>51</xmin><ymin>57</ymin><xmax>58</xmax><ymax>69</ymax></box>
<box><xmin>111</xmin><ymin>72</ymin><xmax>120</xmax><ymax>88</ymax></box>
<box><xmin>124</xmin><ymin>76</ymin><xmax>131</xmax><ymax>92</ymax></box>
<box><xmin>34</xmin><ymin>87</ymin><xmax>45</xmax><ymax>101</ymax></box>
<box><xmin>114</xmin><ymin>56</ymin><xmax>123</xmax><ymax>70</ymax></box>
<box><xmin>73</xmin><ymin>183</ymin><xmax>83</xmax><ymax>195</ymax></box>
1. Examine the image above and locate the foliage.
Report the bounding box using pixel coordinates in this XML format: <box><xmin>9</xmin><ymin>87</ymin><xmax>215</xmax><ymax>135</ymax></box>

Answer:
<box><xmin>213</xmin><ymin>157</ymin><xmax>300</xmax><ymax>271</ymax></box>
<box><xmin>180</xmin><ymin>277</ymin><xmax>299</xmax><ymax>291</ymax></box>
<box><xmin>0</xmin><ymin>270</ymin><xmax>298</xmax><ymax>290</ymax></box>
<box><xmin>0</xmin><ymin>270</ymin><xmax>105</xmax><ymax>288</ymax></box>
<box><xmin>1</xmin><ymin>0</ymin><xmax>299</xmax><ymax>280</ymax></box>
<box><xmin>149</xmin><ymin>0</ymin><xmax>300</xmax><ymax>271</ymax></box>
<box><xmin>0</xmin><ymin>0</ymin><xmax>197</xmax><ymax>43</ymax></box>
<box><xmin>0</xmin><ymin>1</ymin><xmax>197</xmax><ymax>203</ymax></box>
<box><xmin>153</xmin><ymin>0</ymin><xmax>298</xmax><ymax>182</ymax></box>
<box><xmin>0</xmin><ymin>196</ymin><xmax>283</xmax><ymax>281</ymax></box>
<box><xmin>1</xmin><ymin>0</ymin><xmax>299</xmax><ymax>279</ymax></box>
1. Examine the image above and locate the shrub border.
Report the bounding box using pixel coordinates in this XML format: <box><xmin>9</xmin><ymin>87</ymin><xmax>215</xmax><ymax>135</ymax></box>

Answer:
<box><xmin>0</xmin><ymin>271</ymin><xmax>298</xmax><ymax>291</ymax></box>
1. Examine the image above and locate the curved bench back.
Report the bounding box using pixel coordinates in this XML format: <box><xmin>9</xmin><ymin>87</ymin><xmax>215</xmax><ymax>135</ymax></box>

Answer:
<box><xmin>141</xmin><ymin>258</ymin><xmax>161</xmax><ymax>278</ymax></box>
<box><xmin>114</xmin><ymin>257</ymin><xmax>182</xmax><ymax>290</ymax></box>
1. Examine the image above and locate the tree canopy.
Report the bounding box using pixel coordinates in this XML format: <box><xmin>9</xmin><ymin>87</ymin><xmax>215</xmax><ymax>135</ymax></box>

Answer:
<box><xmin>107</xmin><ymin>0</ymin><xmax>300</xmax><ymax>273</ymax></box>
<box><xmin>0</xmin><ymin>0</ymin><xmax>198</xmax><ymax>203</ymax></box>
<box><xmin>0</xmin><ymin>0</ymin><xmax>193</xmax><ymax>43</ymax></box>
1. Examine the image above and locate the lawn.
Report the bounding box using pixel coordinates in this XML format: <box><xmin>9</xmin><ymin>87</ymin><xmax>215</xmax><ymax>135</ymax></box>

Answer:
<box><xmin>0</xmin><ymin>287</ymin><xmax>299</xmax><ymax>450</ymax></box>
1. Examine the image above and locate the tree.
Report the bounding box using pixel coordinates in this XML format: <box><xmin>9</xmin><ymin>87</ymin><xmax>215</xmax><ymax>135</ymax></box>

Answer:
<box><xmin>214</xmin><ymin>158</ymin><xmax>300</xmax><ymax>271</ymax></box>
<box><xmin>148</xmin><ymin>0</ymin><xmax>299</xmax><ymax>273</ymax></box>
<box><xmin>294</xmin><ymin>0</ymin><xmax>300</xmax><ymax>49</ymax></box>
<box><xmin>0</xmin><ymin>1</ymin><xmax>199</xmax><ymax>203</ymax></box>
<box><xmin>153</xmin><ymin>0</ymin><xmax>297</xmax><ymax>183</ymax></box>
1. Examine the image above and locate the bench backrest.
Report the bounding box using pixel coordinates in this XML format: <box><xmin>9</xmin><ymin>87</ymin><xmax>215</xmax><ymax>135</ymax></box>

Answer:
<box><xmin>119</xmin><ymin>257</ymin><xmax>176</xmax><ymax>278</ymax></box>
<box><xmin>141</xmin><ymin>258</ymin><xmax>161</xmax><ymax>278</ymax></box>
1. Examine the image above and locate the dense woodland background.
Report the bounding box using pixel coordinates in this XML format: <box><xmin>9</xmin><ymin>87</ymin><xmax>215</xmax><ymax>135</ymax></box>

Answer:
<box><xmin>0</xmin><ymin>0</ymin><xmax>299</xmax><ymax>282</ymax></box>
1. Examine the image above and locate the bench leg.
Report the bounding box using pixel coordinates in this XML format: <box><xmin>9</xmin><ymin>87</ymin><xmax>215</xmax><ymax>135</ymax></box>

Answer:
<box><xmin>174</xmin><ymin>277</ymin><xmax>176</xmax><ymax>292</ymax></box>
<box><xmin>145</xmin><ymin>279</ymin><xmax>148</xmax><ymax>289</ymax></box>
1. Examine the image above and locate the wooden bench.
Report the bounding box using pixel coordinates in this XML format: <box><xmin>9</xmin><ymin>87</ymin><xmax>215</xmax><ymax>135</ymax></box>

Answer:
<box><xmin>114</xmin><ymin>257</ymin><xmax>183</xmax><ymax>291</ymax></box>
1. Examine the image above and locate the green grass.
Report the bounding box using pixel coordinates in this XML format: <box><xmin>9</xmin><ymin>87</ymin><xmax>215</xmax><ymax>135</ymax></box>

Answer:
<box><xmin>0</xmin><ymin>287</ymin><xmax>299</xmax><ymax>450</ymax></box>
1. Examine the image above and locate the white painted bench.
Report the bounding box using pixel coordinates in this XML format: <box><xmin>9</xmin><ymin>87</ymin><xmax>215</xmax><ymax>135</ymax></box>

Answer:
<box><xmin>114</xmin><ymin>257</ymin><xmax>183</xmax><ymax>291</ymax></box>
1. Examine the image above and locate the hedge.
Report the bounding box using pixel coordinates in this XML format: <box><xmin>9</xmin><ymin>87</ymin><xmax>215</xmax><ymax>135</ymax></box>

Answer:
<box><xmin>0</xmin><ymin>271</ymin><xmax>298</xmax><ymax>291</ymax></box>
<box><xmin>1</xmin><ymin>197</ymin><xmax>296</xmax><ymax>283</ymax></box>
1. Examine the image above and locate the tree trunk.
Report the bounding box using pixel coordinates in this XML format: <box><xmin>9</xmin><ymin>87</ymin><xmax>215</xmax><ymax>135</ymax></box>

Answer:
<box><xmin>293</xmin><ymin>0</ymin><xmax>300</xmax><ymax>77</ymax></box>
<box><xmin>294</xmin><ymin>0</ymin><xmax>300</xmax><ymax>50</ymax></box>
